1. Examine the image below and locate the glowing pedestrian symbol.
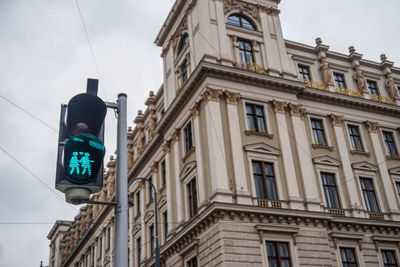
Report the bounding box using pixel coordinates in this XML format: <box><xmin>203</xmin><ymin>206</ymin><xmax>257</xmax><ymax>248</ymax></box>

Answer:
<box><xmin>68</xmin><ymin>152</ymin><xmax>94</xmax><ymax>176</ymax></box>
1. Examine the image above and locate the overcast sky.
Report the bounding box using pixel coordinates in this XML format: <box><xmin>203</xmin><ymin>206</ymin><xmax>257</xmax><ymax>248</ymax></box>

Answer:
<box><xmin>0</xmin><ymin>0</ymin><xmax>399</xmax><ymax>266</ymax></box>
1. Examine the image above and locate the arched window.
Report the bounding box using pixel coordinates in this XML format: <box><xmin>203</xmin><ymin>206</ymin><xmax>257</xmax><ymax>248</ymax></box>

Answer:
<box><xmin>227</xmin><ymin>14</ymin><xmax>256</xmax><ymax>31</ymax></box>
<box><xmin>177</xmin><ymin>33</ymin><xmax>189</xmax><ymax>55</ymax></box>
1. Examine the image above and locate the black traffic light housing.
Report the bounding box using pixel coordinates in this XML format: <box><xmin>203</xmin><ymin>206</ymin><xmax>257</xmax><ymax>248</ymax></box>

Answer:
<box><xmin>55</xmin><ymin>79</ymin><xmax>107</xmax><ymax>202</ymax></box>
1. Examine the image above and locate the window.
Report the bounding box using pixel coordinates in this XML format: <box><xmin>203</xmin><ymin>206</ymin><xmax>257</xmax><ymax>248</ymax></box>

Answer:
<box><xmin>252</xmin><ymin>161</ymin><xmax>278</xmax><ymax>200</ymax></box>
<box><xmin>181</xmin><ymin>59</ymin><xmax>188</xmax><ymax>83</ymax></box>
<box><xmin>334</xmin><ymin>73</ymin><xmax>346</xmax><ymax>88</ymax></box>
<box><xmin>381</xmin><ymin>250</ymin><xmax>398</xmax><ymax>267</ymax></box>
<box><xmin>149</xmin><ymin>224</ymin><xmax>154</xmax><ymax>255</ymax></box>
<box><xmin>238</xmin><ymin>39</ymin><xmax>254</xmax><ymax>64</ymax></box>
<box><xmin>348</xmin><ymin>125</ymin><xmax>364</xmax><ymax>151</ymax></box>
<box><xmin>396</xmin><ymin>182</ymin><xmax>400</xmax><ymax>199</ymax></box>
<box><xmin>136</xmin><ymin>237</ymin><xmax>141</xmax><ymax>266</ymax></box>
<box><xmin>367</xmin><ymin>80</ymin><xmax>379</xmax><ymax>95</ymax></box>
<box><xmin>246</xmin><ymin>103</ymin><xmax>266</xmax><ymax>133</ymax></box>
<box><xmin>266</xmin><ymin>241</ymin><xmax>292</xmax><ymax>267</ymax></box>
<box><xmin>99</xmin><ymin>236</ymin><xmax>102</xmax><ymax>258</ymax></box>
<box><xmin>177</xmin><ymin>33</ymin><xmax>189</xmax><ymax>55</ymax></box>
<box><xmin>310</xmin><ymin>118</ymin><xmax>327</xmax><ymax>145</ymax></box>
<box><xmin>397</xmin><ymin>86</ymin><xmax>400</xmax><ymax>97</ymax></box>
<box><xmin>382</xmin><ymin>131</ymin><xmax>398</xmax><ymax>155</ymax></box>
<box><xmin>184</xmin><ymin>121</ymin><xmax>193</xmax><ymax>153</ymax></box>
<box><xmin>187</xmin><ymin>178</ymin><xmax>198</xmax><ymax>218</ymax></box>
<box><xmin>186</xmin><ymin>256</ymin><xmax>198</xmax><ymax>267</ymax></box>
<box><xmin>227</xmin><ymin>14</ymin><xmax>256</xmax><ymax>31</ymax></box>
<box><xmin>106</xmin><ymin>227</ymin><xmax>111</xmax><ymax>250</ymax></box>
<box><xmin>321</xmin><ymin>172</ymin><xmax>341</xmax><ymax>208</ymax></box>
<box><xmin>360</xmin><ymin>178</ymin><xmax>379</xmax><ymax>212</ymax></box>
<box><xmin>136</xmin><ymin>191</ymin><xmax>141</xmax><ymax>216</ymax></box>
<box><xmin>163</xmin><ymin>211</ymin><xmax>168</xmax><ymax>241</ymax></box>
<box><xmin>148</xmin><ymin>177</ymin><xmax>153</xmax><ymax>203</ymax></box>
<box><xmin>161</xmin><ymin>160</ymin><xmax>166</xmax><ymax>187</ymax></box>
<box><xmin>340</xmin><ymin>247</ymin><xmax>358</xmax><ymax>267</ymax></box>
<box><xmin>298</xmin><ymin>65</ymin><xmax>311</xmax><ymax>81</ymax></box>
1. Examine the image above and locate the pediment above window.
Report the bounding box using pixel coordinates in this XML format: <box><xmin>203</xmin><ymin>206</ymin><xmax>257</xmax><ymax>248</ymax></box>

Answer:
<box><xmin>144</xmin><ymin>210</ymin><xmax>154</xmax><ymax>223</ymax></box>
<box><xmin>352</xmin><ymin>161</ymin><xmax>378</xmax><ymax>172</ymax></box>
<box><xmin>389</xmin><ymin>167</ymin><xmax>400</xmax><ymax>175</ymax></box>
<box><xmin>158</xmin><ymin>194</ymin><xmax>167</xmax><ymax>208</ymax></box>
<box><xmin>312</xmin><ymin>155</ymin><xmax>341</xmax><ymax>166</ymax></box>
<box><xmin>180</xmin><ymin>161</ymin><xmax>196</xmax><ymax>179</ymax></box>
<box><xmin>132</xmin><ymin>224</ymin><xmax>141</xmax><ymax>235</ymax></box>
<box><xmin>244</xmin><ymin>142</ymin><xmax>280</xmax><ymax>156</ymax></box>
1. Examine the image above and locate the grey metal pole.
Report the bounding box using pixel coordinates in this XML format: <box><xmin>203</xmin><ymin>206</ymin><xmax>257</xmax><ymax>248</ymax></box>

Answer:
<box><xmin>115</xmin><ymin>93</ymin><xmax>128</xmax><ymax>267</ymax></box>
<box><xmin>153</xmin><ymin>187</ymin><xmax>160</xmax><ymax>267</ymax></box>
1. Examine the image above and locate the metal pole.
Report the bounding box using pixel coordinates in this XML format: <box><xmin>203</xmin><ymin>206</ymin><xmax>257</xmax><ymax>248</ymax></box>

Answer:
<box><xmin>153</xmin><ymin>186</ymin><xmax>160</xmax><ymax>267</ymax></box>
<box><xmin>115</xmin><ymin>93</ymin><xmax>128</xmax><ymax>267</ymax></box>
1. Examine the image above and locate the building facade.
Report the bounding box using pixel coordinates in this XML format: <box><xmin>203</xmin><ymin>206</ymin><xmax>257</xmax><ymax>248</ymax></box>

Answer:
<box><xmin>48</xmin><ymin>0</ymin><xmax>400</xmax><ymax>266</ymax></box>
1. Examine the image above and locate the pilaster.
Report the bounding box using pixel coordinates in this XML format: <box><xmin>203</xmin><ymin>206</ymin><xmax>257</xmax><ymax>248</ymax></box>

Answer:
<box><xmin>162</xmin><ymin>141</ymin><xmax>174</xmax><ymax>233</ymax></box>
<box><xmin>171</xmin><ymin>129</ymin><xmax>184</xmax><ymax>225</ymax></box>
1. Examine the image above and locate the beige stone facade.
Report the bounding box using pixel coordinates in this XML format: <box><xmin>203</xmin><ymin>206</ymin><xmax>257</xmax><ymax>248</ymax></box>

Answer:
<box><xmin>49</xmin><ymin>0</ymin><xmax>400</xmax><ymax>266</ymax></box>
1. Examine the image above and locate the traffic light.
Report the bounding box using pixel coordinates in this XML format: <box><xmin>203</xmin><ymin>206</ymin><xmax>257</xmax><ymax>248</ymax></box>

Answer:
<box><xmin>55</xmin><ymin>79</ymin><xmax>107</xmax><ymax>203</ymax></box>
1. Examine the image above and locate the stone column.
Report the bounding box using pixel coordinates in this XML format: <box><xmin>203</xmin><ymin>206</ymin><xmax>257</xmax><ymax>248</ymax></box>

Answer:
<box><xmin>288</xmin><ymin>103</ymin><xmax>321</xmax><ymax>211</ymax></box>
<box><xmin>201</xmin><ymin>88</ymin><xmax>231</xmax><ymax>202</ymax></box>
<box><xmin>214</xmin><ymin>0</ymin><xmax>231</xmax><ymax>65</ymax></box>
<box><xmin>365</xmin><ymin>121</ymin><xmax>399</xmax><ymax>219</ymax></box>
<box><xmin>329</xmin><ymin>114</ymin><xmax>362</xmax><ymax>215</ymax></box>
<box><xmin>225</xmin><ymin>91</ymin><xmax>251</xmax><ymax>205</ymax></box>
<box><xmin>259</xmin><ymin>8</ymin><xmax>280</xmax><ymax>76</ymax></box>
<box><xmin>162</xmin><ymin>141</ymin><xmax>174</xmax><ymax>234</ymax></box>
<box><xmin>190</xmin><ymin>102</ymin><xmax>207</xmax><ymax>209</ymax></box>
<box><xmin>171</xmin><ymin>129</ymin><xmax>184</xmax><ymax>225</ymax></box>
<box><xmin>272</xmin><ymin>100</ymin><xmax>301</xmax><ymax>207</ymax></box>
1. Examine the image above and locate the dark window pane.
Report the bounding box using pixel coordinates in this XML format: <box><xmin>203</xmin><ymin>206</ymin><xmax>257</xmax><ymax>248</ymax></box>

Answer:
<box><xmin>340</xmin><ymin>247</ymin><xmax>358</xmax><ymax>266</ymax></box>
<box><xmin>321</xmin><ymin>173</ymin><xmax>341</xmax><ymax>208</ymax></box>
<box><xmin>348</xmin><ymin>125</ymin><xmax>363</xmax><ymax>151</ymax></box>
<box><xmin>311</xmin><ymin>118</ymin><xmax>326</xmax><ymax>145</ymax></box>
<box><xmin>177</xmin><ymin>33</ymin><xmax>189</xmax><ymax>55</ymax></box>
<box><xmin>383</xmin><ymin>131</ymin><xmax>398</xmax><ymax>155</ymax></box>
<box><xmin>252</xmin><ymin>161</ymin><xmax>277</xmax><ymax>200</ymax></box>
<box><xmin>360</xmin><ymin>178</ymin><xmax>379</xmax><ymax>212</ymax></box>
<box><xmin>334</xmin><ymin>73</ymin><xmax>346</xmax><ymax>88</ymax></box>
<box><xmin>266</xmin><ymin>241</ymin><xmax>291</xmax><ymax>267</ymax></box>
<box><xmin>298</xmin><ymin>65</ymin><xmax>311</xmax><ymax>81</ymax></box>
<box><xmin>227</xmin><ymin>14</ymin><xmax>256</xmax><ymax>30</ymax></box>
<box><xmin>367</xmin><ymin>80</ymin><xmax>379</xmax><ymax>96</ymax></box>
<box><xmin>246</xmin><ymin>103</ymin><xmax>266</xmax><ymax>132</ymax></box>
<box><xmin>238</xmin><ymin>39</ymin><xmax>254</xmax><ymax>63</ymax></box>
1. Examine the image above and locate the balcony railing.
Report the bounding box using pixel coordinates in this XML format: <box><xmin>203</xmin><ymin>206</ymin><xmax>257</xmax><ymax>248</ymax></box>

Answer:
<box><xmin>327</xmin><ymin>208</ymin><xmax>345</xmax><ymax>217</ymax></box>
<box><xmin>367</xmin><ymin>212</ymin><xmax>385</xmax><ymax>220</ymax></box>
<box><xmin>257</xmin><ymin>199</ymin><xmax>282</xmax><ymax>209</ymax></box>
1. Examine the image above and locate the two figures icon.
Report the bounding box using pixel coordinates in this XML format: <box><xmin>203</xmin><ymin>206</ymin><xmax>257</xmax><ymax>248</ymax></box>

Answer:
<box><xmin>69</xmin><ymin>152</ymin><xmax>94</xmax><ymax>176</ymax></box>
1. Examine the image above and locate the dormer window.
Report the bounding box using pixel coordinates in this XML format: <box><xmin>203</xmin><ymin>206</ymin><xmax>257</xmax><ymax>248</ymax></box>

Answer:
<box><xmin>227</xmin><ymin>14</ymin><xmax>256</xmax><ymax>31</ymax></box>
<box><xmin>177</xmin><ymin>33</ymin><xmax>189</xmax><ymax>55</ymax></box>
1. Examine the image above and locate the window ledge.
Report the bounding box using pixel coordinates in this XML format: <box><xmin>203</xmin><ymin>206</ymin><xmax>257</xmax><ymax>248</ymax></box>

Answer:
<box><xmin>182</xmin><ymin>147</ymin><xmax>195</xmax><ymax>162</ymax></box>
<box><xmin>245</xmin><ymin>130</ymin><xmax>273</xmax><ymax>139</ymax></box>
<box><xmin>386</xmin><ymin>154</ymin><xmax>400</xmax><ymax>160</ymax></box>
<box><xmin>312</xmin><ymin>143</ymin><xmax>333</xmax><ymax>151</ymax></box>
<box><xmin>350</xmin><ymin>149</ymin><xmax>370</xmax><ymax>156</ymax></box>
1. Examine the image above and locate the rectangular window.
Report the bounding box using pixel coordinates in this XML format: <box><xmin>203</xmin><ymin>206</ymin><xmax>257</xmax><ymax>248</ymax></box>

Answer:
<box><xmin>348</xmin><ymin>125</ymin><xmax>364</xmax><ymax>151</ymax></box>
<box><xmin>137</xmin><ymin>237</ymin><xmax>141</xmax><ymax>266</ymax></box>
<box><xmin>246</xmin><ymin>103</ymin><xmax>266</xmax><ymax>133</ymax></box>
<box><xmin>396</xmin><ymin>182</ymin><xmax>400</xmax><ymax>199</ymax></box>
<box><xmin>148</xmin><ymin>177</ymin><xmax>153</xmax><ymax>203</ymax></box>
<box><xmin>252</xmin><ymin>161</ymin><xmax>278</xmax><ymax>200</ymax></box>
<box><xmin>381</xmin><ymin>250</ymin><xmax>398</xmax><ymax>267</ymax></box>
<box><xmin>321</xmin><ymin>172</ymin><xmax>341</xmax><ymax>208</ymax></box>
<box><xmin>187</xmin><ymin>178</ymin><xmax>198</xmax><ymax>218</ymax></box>
<box><xmin>310</xmin><ymin>118</ymin><xmax>327</xmax><ymax>145</ymax></box>
<box><xmin>360</xmin><ymin>178</ymin><xmax>379</xmax><ymax>212</ymax></box>
<box><xmin>397</xmin><ymin>86</ymin><xmax>400</xmax><ymax>97</ymax></box>
<box><xmin>181</xmin><ymin>59</ymin><xmax>188</xmax><ymax>83</ymax></box>
<box><xmin>298</xmin><ymin>65</ymin><xmax>311</xmax><ymax>81</ymax></box>
<box><xmin>340</xmin><ymin>247</ymin><xmax>358</xmax><ymax>267</ymax></box>
<box><xmin>367</xmin><ymin>80</ymin><xmax>379</xmax><ymax>95</ymax></box>
<box><xmin>184</xmin><ymin>121</ymin><xmax>193</xmax><ymax>153</ymax></box>
<box><xmin>161</xmin><ymin>160</ymin><xmax>166</xmax><ymax>187</ymax></box>
<box><xmin>382</xmin><ymin>131</ymin><xmax>398</xmax><ymax>155</ymax></box>
<box><xmin>99</xmin><ymin>236</ymin><xmax>102</xmax><ymax>258</ymax></box>
<box><xmin>238</xmin><ymin>39</ymin><xmax>254</xmax><ymax>64</ymax></box>
<box><xmin>163</xmin><ymin>211</ymin><xmax>168</xmax><ymax>241</ymax></box>
<box><xmin>334</xmin><ymin>73</ymin><xmax>346</xmax><ymax>88</ymax></box>
<box><xmin>266</xmin><ymin>241</ymin><xmax>292</xmax><ymax>267</ymax></box>
<box><xmin>186</xmin><ymin>256</ymin><xmax>198</xmax><ymax>267</ymax></box>
<box><xmin>106</xmin><ymin>227</ymin><xmax>111</xmax><ymax>250</ymax></box>
<box><xmin>136</xmin><ymin>191</ymin><xmax>141</xmax><ymax>216</ymax></box>
<box><xmin>149</xmin><ymin>224</ymin><xmax>154</xmax><ymax>255</ymax></box>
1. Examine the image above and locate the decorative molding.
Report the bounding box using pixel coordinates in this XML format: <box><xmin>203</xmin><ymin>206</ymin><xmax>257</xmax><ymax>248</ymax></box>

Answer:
<box><xmin>329</xmin><ymin>114</ymin><xmax>344</xmax><ymax>127</ymax></box>
<box><xmin>312</xmin><ymin>155</ymin><xmax>341</xmax><ymax>167</ymax></box>
<box><xmin>179</xmin><ymin>161</ymin><xmax>197</xmax><ymax>180</ymax></box>
<box><xmin>150</xmin><ymin>162</ymin><xmax>159</xmax><ymax>173</ymax></box>
<box><xmin>288</xmin><ymin>103</ymin><xmax>306</xmax><ymax>119</ymax></box>
<box><xmin>162</xmin><ymin>141</ymin><xmax>170</xmax><ymax>154</ymax></box>
<box><xmin>244</xmin><ymin>142</ymin><xmax>280</xmax><ymax>156</ymax></box>
<box><xmin>190</xmin><ymin>102</ymin><xmax>200</xmax><ymax>118</ymax></box>
<box><xmin>364</xmin><ymin>120</ymin><xmax>379</xmax><ymax>133</ymax></box>
<box><xmin>265</xmin><ymin>6</ymin><xmax>280</xmax><ymax>16</ymax></box>
<box><xmin>223</xmin><ymin>0</ymin><xmax>261</xmax><ymax>24</ymax></box>
<box><xmin>201</xmin><ymin>88</ymin><xmax>223</xmax><ymax>103</ymax></box>
<box><xmin>352</xmin><ymin>161</ymin><xmax>378</xmax><ymax>172</ymax></box>
<box><xmin>389</xmin><ymin>167</ymin><xmax>400</xmax><ymax>175</ymax></box>
<box><xmin>170</xmin><ymin>129</ymin><xmax>180</xmax><ymax>143</ymax></box>
<box><xmin>272</xmin><ymin>100</ymin><xmax>287</xmax><ymax>114</ymax></box>
<box><xmin>144</xmin><ymin>210</ymin><xmax>154</xmax><ymax>223</ymax></box>
<box><xmin>224</xmin><ymin>90</ymin><xmax>241</xmax><ymax>105</ymax></box>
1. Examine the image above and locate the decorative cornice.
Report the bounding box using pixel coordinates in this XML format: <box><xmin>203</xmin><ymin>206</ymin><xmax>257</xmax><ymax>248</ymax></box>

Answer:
<box><xmin>150</xmin><ymin>162</ymin><xmax>158</xmax><ymax>173</ymax></box>
<box><xmin>272</xmin><ymin>100</ymin><xmax>287</xmax><ymax>114</ymax></box>
<box><xmin>162</xmin><ymin>141</ymin><xmax>170</xmax><ymax>154</ymax></box>
<box><xmin>265</xmin><ymin>6</ymin><xmax>280</xmax><ymax>16</ymax></box>
<box><xmin>329</xmin><ymin>114</ymin><xmax>344</xmax><ymax>127</ymax></box>
<box><xmin>170</xmin><ymin>129</ymin><xmax>180</xmax><ymax>143</ymax></box>
<box><xmin>201</xmin><ymin>88</ymin><xmax>223</xmax><ymax>103</ymax></box>
<box><xmin>364</xmin><ymin>121</ymin><xmax>379</xmax><ymax>133</ymax></box>
<box><xmin>190</xmin><ymin>102</ymin><xmax>200</xmax><ymax>118</ymax></box>
<box><xmin>288</xmin><ymin>103</ymin><xmax>306</xmax><ymax>119</ymax></box>
<box><xmin>224</xmin><ymin>90</ymin><xmax>241</xmax><ymax>105</ymax></box>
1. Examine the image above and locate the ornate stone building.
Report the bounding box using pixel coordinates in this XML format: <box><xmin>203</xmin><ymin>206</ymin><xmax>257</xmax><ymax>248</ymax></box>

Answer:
<box><xmin>48</xmin><ymin>0</ymin><xmax>400</xmax><ymax>266</ymax></box>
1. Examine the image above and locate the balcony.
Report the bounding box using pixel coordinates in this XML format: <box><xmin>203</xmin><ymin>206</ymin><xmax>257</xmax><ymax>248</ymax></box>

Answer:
<box><xmin>327</xmin><ymin>208</ymin><xmax>345</xmax><ymax>217</ymax></box>
<box><xmin>257</xmin><ymin>199</ymin><xmax>282</xmax><ymax>209</ymax></box>
<box><xmin>367</xmin><ymin>212</ymin><xmax>385</xmax><ymax>220</ymax></box>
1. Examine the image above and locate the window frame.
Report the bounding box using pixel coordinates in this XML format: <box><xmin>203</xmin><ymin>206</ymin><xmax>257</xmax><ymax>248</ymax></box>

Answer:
<box><xmin>186</xmin><ymin>256</ymin><xmax>198</xmax><ymax>267</ymax></box>
<box><xmin>136</xmin><ymin>236</ymin><xmax>141</xmax><ymax>267</ymax></box>
<box><xmin>237</xmin><ymin>38</ymin><xmax>254</xmax><ymax>64</ymax></box>
<box><xmin>380</xmin><ymin>129</ymin><xmax>399</xmax><ymax>156</ymax></box>
<box><xmin>177</xmin><ymin>33</ymin><xmax>189</xmax><ymax>56</ymax></box>
<box><xmin>320</xmin><ymin>172</ymin><xmax>341</xmax><ymax>209</ymax></box>
<box><xmin>149</xmin><ymin>224</ymin><xmax>154</xmax><ymax>256</ymax></box>
<box><xmin>380</xmin><ymin>249</ymin><xmax>399</xmax><ymax>267</ymax></box>
<box><xmin>183</xmin><ymin>120</ymin><xmax>194</xmax><ymax>154</ymax></box>
<box><xmin>333</xmin><ymin>72</ymin><xmax>347</xmax><ymax>89</ymax></box>
<box><xmin>251</xmin><ymin>160</ymin><xmax>278</xmax><ymax>200</ymax></box>
<box><xmin>135</xmin><ymin>190</ymin><xmax>141</xmax><ymax>217</ymax></box>
<box><xmin>359</xmin><ymin>177</ymin><xmax>380</xmax><ymax>213</ymax></box>
<box><xmin>259</xmin><ymin>231</ymin><xmax>298</xmax><ymax>267</ymax></box>
<box><xmin>227</xmin><ymin>13</ymin><xmax>257</xmax><ymax>31</ymax></box>
<box><xmin>310</xmin><ymin>117</ymin><xmax>327</xmax><ymax>146</ymax></box>
<box><xmin>367</xmin><ymin>80</ymin><xmax>380</xmax><ymax>96</ymax></box>
<box><xmin>306</xmin><ymin>114</ymin><xmax>332</xmax><ymax>147</ymax></box>
<box><xmin>186</xmin><ymin>177</ymin><xmax>198</xmax><ymax>219</ymax></box>
<box><xmin>245</xmin><ymin>102</ymin><xmax>267</xmax><ymax>133</ymax></box>
<box><xmin>243</xmin><ymin>100</ymin><xmax>271</xmax><ymax>135</ymax></box>
<box><xmin>298</xmin><ymin>64</ymin><xmax>312</xmax><ymax>82</ymax></box>
<box><xmin>160</xmin><ymin>159</ymin><xmax>166</xmax><ymax>188</ymax></box>
<box><xmin>346</xmin><ymin>123</ymin><xmax>365</xmax><ymax>152</ymax></box>
<box><xmin>339</xmin><ymin>247</ymin><xmax>359</xmax><ymax>267</ymax></box>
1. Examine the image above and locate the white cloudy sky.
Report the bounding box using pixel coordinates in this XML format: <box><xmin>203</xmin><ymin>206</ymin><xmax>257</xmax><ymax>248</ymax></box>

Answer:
<box><xmin>0</xmin><ymin>0</ymin><xmax>399</xmax><ymax>266</ymax></box>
